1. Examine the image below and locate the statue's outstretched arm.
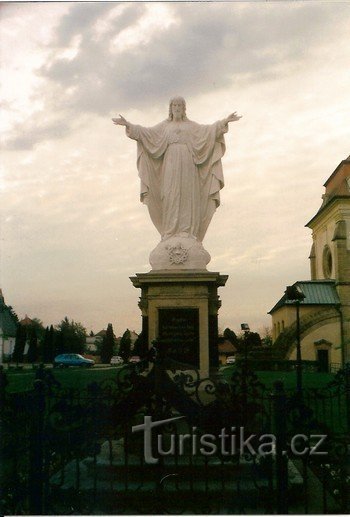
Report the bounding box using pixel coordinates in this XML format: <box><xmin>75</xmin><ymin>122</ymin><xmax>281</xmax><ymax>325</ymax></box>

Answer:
<box><xmin>112</xmin><ymin>114</ymin><xmax>130</xmax><ymax>128</ymax></box>
<box><xmin>224</xmin><ymin>112</ymin><xmax>242</xmax><ymax>124</ymax></box>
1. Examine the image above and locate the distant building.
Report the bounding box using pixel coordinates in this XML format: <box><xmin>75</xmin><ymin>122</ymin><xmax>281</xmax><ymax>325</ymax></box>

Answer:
<box><xmin>115</xmin><ymin>330</ymin><xmax>139</xmax><ymax>350</ymax></box>
<box><xmin>85</xmin><ymin>325</ymin><xmax>126</xmax><ymax>353</ymax></box>
<box><xmin>19</xmin><ymin>314</ymin><xmax>35</xmax><ymax>356</ymax></box>
<box><xmin>85</xmin><ymin>333</ymin><xmax>103</xmax><ymax>353</ymax></box>
<box><xmin>129</xmin><ymin>330</ymin><xmax>139</xmax><ymax>348</ymax></box>
<box><xmin>269</xmin><ymin>156</ymin><xmax>350</xmax><ymax>370</ymax></box>
<box><xmin>19</xmin><ymin>315</ymin><xmax>34</xmax><ymax>327</ymax></box>
<box><xmin>18</xmin><ymin>314</ymin><xmax>45</xmax><ymax>357</ymax></box>
<box><xmin>217</xmin><ymin>337</ymin><xmax>237</xmax><ymax>365</ymax></box>
<box><xmin>0</xmin><ymin>289</ymin><xmax>18</xmax><ymax>362</ymax></box>
<box><xmin>86</xmin><ymin>327</ymin><xmax>139</xmax><ymax>355</ymax></box>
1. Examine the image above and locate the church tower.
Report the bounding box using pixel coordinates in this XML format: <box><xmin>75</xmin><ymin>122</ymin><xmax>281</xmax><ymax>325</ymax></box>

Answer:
<box><xmin>306</xmin><ymin>156</ymin><xmax>350</xmax><ymax>362</ymax></box>
<box><xmin>269</xmin><ymin>156</ymin><xmax>350</xmax><ymax>369</ymax></box>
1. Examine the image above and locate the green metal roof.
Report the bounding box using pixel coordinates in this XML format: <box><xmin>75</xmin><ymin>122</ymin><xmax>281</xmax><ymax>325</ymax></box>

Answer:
<box><xmin>268</xmin><ymin>280</ymin><xmax>340</xmax><ymax>314</ymax></box>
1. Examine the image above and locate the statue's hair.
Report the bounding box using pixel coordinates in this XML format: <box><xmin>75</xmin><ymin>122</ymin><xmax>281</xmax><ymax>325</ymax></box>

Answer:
<box><xmin>168</xmin><ymin>96</ymin><xmax>188</xmax><ymax>121</ymax></box>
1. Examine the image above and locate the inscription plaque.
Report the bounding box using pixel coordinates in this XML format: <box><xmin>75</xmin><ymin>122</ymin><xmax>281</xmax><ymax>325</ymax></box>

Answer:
<box><xmin>158</xmin><ymin>308</ymin><xmax>199</xmax><ymax>367</ymax></box>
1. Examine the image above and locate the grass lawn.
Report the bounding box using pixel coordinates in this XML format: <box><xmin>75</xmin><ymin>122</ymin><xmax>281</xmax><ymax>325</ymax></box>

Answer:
<box><xmin>219</xmin><ymin>366</ymin><xmax>335</xmax><ymax>390</ymax></box>
<box><xmin>4</xmin><ymin>366</ymin><xmax>122</xmax><ymax>393</ymax></box>
<box><xmin>5</xmin><ymin>363</ymin><xmax>337</xmax><ymax>394</ymax></box>
<box><xmin>4</xmin><ymin>364</ymin><xmax>346</xmax><ymax>434</ymax></box>
<box><xmin>219</xmin><ymin>367</ymin><xmax>347</xmax><ymax>433</ymax></box>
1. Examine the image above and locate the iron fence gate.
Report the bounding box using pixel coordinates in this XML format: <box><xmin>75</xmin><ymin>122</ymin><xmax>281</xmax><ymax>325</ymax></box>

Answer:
<box><xmin>0</xmin><ymin>354</ymin><xmax>349</xmax><ymax>515</ymax></box>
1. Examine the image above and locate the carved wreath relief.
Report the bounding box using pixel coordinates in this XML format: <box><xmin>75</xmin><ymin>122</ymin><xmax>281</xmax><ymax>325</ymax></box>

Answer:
<box><xmin>167</xmin><ymin>243</ymin><xmax>189</xmax><ymax>265</ymax></box>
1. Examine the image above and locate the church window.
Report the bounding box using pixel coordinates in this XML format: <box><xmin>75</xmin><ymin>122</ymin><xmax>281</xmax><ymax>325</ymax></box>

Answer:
<box><xmin>322</xmin><ymin>245</ymin><xmax>333</xmax><ymax>279</ymax></box>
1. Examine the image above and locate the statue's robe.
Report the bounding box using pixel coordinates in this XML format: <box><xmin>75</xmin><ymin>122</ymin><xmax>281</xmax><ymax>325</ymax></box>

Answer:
<box><xmin>126</xmin><ymin>119</ymin><xmax>228</xmax><ymax>242</ymax></box>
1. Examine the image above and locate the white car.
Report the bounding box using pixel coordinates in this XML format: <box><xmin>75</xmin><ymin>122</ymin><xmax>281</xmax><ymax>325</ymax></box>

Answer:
<box><xmin>110</xmin><ymin>356</ymin><xmax>124</xmax><ymax>365</ymax></box>
<box><xmin>226</xmin><ymin>356</ymin><xmax>236</xmax><ymax>365</ymax></box>
<box><xmin>129</xmin><ymin>356</ymin><xmax>141</xmax><ymax>364</ymax></box>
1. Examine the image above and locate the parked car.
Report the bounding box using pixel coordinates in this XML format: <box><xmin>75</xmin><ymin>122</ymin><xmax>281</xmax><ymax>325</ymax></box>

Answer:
<box><xmin>53</xmin><ymin>353</ymin><xmax>94</xmax><ymax>368</ymax></box>
<box><xmin>110</xmin><ymin>355</ymin><xmax>124</xmax><ymax>365</ymax></box>
<box><xmin>129</xmin><ymin>356</ymin><xmax>141</xmax><ymax>364</ymax></box>
<box><xmin>226</xmin><ymin>356</ymin><xmax>236</xmax><ymax>365</ymax></box>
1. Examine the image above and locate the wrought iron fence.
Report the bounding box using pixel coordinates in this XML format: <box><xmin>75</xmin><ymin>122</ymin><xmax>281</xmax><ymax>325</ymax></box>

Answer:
<box><xmin>0</xmin><ymin>357</ymin><xmax>349</xmax><ymax>515</ymax></box>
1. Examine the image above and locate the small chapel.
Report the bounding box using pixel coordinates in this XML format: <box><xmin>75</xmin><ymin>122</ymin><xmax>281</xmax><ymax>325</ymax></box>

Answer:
<box><xmin>269</xmin><ymin>156</ymin><xmax>350</xmax><ymax>371</ymax></box>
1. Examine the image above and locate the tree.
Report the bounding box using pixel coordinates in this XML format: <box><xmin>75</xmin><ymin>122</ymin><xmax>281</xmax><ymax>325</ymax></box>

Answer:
<box><xmin>7</xmin><ymin>305</ymin><xmax>19</xmax><ymax>323</ymax></box>
<box><xmin>237</xmin><ymin>331</ymin><xmax>262</xmax><ymax>352</ymax></box>
<box><xmin>223</xmin><ymin>328</ymin><xmax>238</xmax><ymax>346</ymax></box>
<box><xmin>23</xmin><ymin>318</ymin><xmax>45</xmax><ymax>361</ymax></box>
<box><xmin>42</xmin><ymin>326</ymin><xmax>50</xmax><ymax>362</ymax></box>
<box><xmin>247</xmin><ymin>332</ymin><xmax>262</xmax><ymax>348</ymax></box>
<box><xmin>12</xmin><ymin>325</ymin><xmax>26</xmax><ymax>364</ymax></box>
<box><xmin>29</xmin><ymin>318</ymin><xmax>45</xmax><ymax>341</ymax></box>
<box><xmin>119</xmin><ymin>329</ymin><xmax>132</xmax><ymax>362</ymax></box>
<box><xmin>27</xmin><ymin>327</ymin><xmax>38</xmax><ymax>363</ymax></box>
<box><xmin>132</xmin><ymin>331</ymin><xmax>146</xmax><ymax>357</ymax></box>
<box><xmin>56</xmin><ymin>317</ymin><xmax>86</xmax><ymax>354</ymax></box>
<box><xmin>100</xmin><ymin>323</ymin><xmax>115</xmax><ymax>364</ymax></box>
<box><xmin>260</xmin><ymin>326</ymin><xmax>273</xmax><ymax>347</ymax></box>
<box><xmin>54</xmin><ymin>328</ymin><xmax>65</xmax><ymax>356</ymax></box>
<box><xmin>43</xmin><ymin>325</ymin><xmax>55</xmax><ymax>363</ymax></box>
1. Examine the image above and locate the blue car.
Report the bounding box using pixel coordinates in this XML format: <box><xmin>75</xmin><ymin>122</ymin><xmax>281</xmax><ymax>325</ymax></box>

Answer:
<box><xmin>53</xmin><ymin>353</ymin><xmax>94</xmax><ymax>368</ymax></box>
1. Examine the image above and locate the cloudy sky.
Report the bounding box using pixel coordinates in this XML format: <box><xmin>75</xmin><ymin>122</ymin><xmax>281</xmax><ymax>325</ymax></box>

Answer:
<box><xmin>1</xmin><ymin>1</ymin><xmax>350</xmax><ymax>337</ymax></box>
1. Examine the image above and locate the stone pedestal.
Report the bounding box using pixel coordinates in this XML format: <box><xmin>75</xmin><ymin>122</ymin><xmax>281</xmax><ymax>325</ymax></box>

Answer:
<box><xmin>149</xmin><ymin>235</ymin><xmax>211</xmax><ymax>270</ymax></box>
<box><xmin>130</xmin><ymin>271</ymin><xmax>228</xmax><ymax>374</ymax></box>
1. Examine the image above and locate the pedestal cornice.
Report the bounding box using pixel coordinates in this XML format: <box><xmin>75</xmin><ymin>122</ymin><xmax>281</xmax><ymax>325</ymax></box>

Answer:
<box><xmin>130</xmin><ymin>271</ymin><xmax>228</xmax><ymax>288</ymax></box>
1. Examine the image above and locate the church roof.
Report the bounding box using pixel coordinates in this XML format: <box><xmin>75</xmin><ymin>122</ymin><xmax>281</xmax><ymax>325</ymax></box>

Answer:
<box><xmin>95</xmin><ymin>327</ymin><xmax>118</xmax><ymax>340</ymax></box>
<box><xmin>19</xmin><ymin>314</ymin><xmax>34</xmax><ymax>326</ymax></box>
<box><xmin>323</xmin><ymin>155</ymin><xmax>350</xmax><ymax>191</ymax></box>
<box><xmin>218</xmin><ymin>339</ymin><xmax>237</xmax><ymax>354</ymax></box>
<box><xmin>268</xmin><ymin>280</ymin><xmax>340</xmax><ymax>314</ymax></box>
<box><xmin>306</xmin><ymin>156</ymin><xmax>350</xmax><ymax>228</ymax></box>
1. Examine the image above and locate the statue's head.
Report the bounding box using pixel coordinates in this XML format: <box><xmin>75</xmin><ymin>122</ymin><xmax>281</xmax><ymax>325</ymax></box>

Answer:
<box><xmin>168</xmin><ymin>96</ymin><xmax>187</xmax><ymax>121</ymax></box>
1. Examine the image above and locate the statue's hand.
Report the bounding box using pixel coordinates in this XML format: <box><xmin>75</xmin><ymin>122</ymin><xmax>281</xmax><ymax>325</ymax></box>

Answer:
<box><xmin>225</xmin><ymin>112</ymin><xmax>242</xmax><ymax>123</ymax></box>
<box><xmin>112</xmin><ymin>114</ymin><xmax>129</xmax><ymax>127</ymax></box>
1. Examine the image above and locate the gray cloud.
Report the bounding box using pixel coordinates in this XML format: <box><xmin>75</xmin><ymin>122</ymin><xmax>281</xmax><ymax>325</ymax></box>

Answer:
<box><xmin>53</xmin><ymin>3</ymin><xmax>117</xmax><ymax>46</ymax></box>
<box><xmin>4</xmin><ymin>2</ymin><xmax>350</xmax><ymax>150</ymax></box>
<box><xmin>41</xmin><ymin>2</ymin><xmax>348</xmax><ymax>102</ymax></box>
<box><xmin>3</xmin><ymin>119</ymin><xmax>70</xmax><ymax>150</ymax></box>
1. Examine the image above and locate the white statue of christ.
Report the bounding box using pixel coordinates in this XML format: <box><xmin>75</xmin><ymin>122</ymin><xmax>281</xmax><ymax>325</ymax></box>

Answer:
<box><xmin>113</xmin><ymin>97</ymin><xmax>241</xmax><ymax>269</ymax></box>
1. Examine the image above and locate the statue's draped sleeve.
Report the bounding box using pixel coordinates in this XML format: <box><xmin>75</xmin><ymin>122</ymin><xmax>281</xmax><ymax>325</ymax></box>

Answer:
<box><xmin>190</xmin><ymin>120</ymin><xmax>228</xmax><ymax>240</ymax></box>
<box><xmin>126</xmin><ymin>122</ymin><xmax>168</xmax><ymax>234</ymax></box>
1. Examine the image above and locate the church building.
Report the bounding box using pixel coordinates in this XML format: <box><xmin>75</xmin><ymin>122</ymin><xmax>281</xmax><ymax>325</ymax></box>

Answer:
<box><xmin>269</xmin><ymin>156</ymin><xmax>350</xmax><ymax>371</ymax></box>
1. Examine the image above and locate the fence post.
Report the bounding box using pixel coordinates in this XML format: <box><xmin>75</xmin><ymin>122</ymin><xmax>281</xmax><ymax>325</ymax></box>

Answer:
<box><xmin>29</xmin><ymin>379</ymin><xmax>46</xmax><ymax>515</ymax></box>
<box><xmin>273</xmin><ymin>380</ymin><xmax>289</xmax><ymax>514</ymax></box>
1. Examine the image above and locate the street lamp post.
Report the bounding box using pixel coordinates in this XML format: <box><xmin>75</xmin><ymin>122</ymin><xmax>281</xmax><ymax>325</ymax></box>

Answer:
<box><xmin>295</xmin><ymin>299</ymin><xmax>302</xmax><ymax>392</ymax></box>
<box><xmin>241</xmin><ymin>323</ymin><xmax>250</xmax><ymax>367</ymax></box>
<box><xmin>285</xmin><ymin>285</ymin><xmax>305</xmax><ymax>393</ymax></box>
<box><xmin>240</xmin><ymin>323</ymin><xmax>250</xmax><ymax>426</ymax></box>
